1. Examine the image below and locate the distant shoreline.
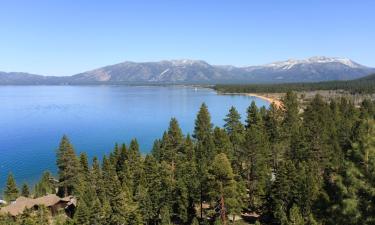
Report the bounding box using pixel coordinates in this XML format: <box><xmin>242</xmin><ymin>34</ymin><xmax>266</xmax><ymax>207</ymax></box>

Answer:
<box><xmin>246</xmin><ymin>93</ymin><xmax>283</xmax><ymax>108</ymax></box>
<box><xmin>217</xmin><ymin>91</ymin><xmax>283</xmax><ymax>108</ymax></box>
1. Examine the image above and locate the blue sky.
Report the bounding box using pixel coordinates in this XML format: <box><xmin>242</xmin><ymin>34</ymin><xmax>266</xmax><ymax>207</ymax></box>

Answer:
<box><xmin>0</xmin><ymin>0</ymin><xmax>374</xmax><ymax>76</ymax></box>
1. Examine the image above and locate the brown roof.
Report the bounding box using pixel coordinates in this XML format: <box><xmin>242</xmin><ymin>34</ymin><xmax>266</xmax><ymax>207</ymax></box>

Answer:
<box><xmin>33</xmin><ymin>194</ymin><xmax>61</xmax><ymax>207</ymax></box>
<box><xmin>0</xmin><ymin>194</ymin><xmax>76</xmax><ymax>216</ymax></box>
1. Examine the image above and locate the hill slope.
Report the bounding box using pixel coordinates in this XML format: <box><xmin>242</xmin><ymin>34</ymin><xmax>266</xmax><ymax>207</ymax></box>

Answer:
<box><xmin>214</xmin><ymin>73</ymin><xmax>375</xmax><ymax>94</ymax></box>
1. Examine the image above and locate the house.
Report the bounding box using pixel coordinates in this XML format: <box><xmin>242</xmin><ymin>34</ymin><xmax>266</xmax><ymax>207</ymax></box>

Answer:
<box><xmin>0</xmin><ymin>194</ymin><xmax>76</xmax><ymax>217</ymax></box>
<box><xmin>0</xmin><ymin>200</ymin><xmax>6</xmax><ymax>205</ymax></box>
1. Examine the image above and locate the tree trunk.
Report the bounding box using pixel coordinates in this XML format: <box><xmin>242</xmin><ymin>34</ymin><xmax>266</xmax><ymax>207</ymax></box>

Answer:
<box><xmin>220</xmin><ymin>194</ymin><xmax>226</xmax><ymax>225</ymax></box>
<box><xmin>200</xmin><ymin>182</ymin><xmax>203</xmax><ymax>219</ymax></box>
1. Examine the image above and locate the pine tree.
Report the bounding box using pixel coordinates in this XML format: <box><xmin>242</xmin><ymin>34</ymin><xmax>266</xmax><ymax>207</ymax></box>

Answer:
<box><xmin>246</xmin><ymin>101</ymin><xmax>263</xmax><ymax>129</ymax></box>
<box><xmin>34</xmin><ymin>171</ymin><xmax>55</xmax><ymax>197</ymax></box>
<box><xmin>213</xmin><ymin>127</ymin><xmax>233</xmax><ymax>160</ymax></box>
<box><xmin>264</xmin><ymin>102</ymin><xmax>283</xmax><ymax>170</ymax></box>
<box><xmin>224</xmin><ymin>106</ymin><xmax>245</xmax><ymax>174</ymax></box>
<box><xmin>193</xmin><ymin>103</ymin><xmax>213</xmax><ymax>142</ymax></box>
<box><xmin>289</xmin><ymin>205</ymin><xmax>304</xmax><ymax>225</ymax></box>
<box><xmin>74</xmin><ymin>201</ymin><xmax>90</xmax><ymax>225</ymax></box>
<box><xmin>79</xmin><ymin>152</ymin><xmax>90</xmax><ymax>179</ymax></box>
<box><xmin>91</xmin><ymin>156</ymin><xmax>105</xmax><ymax>202</ymax></box>
<box><xmin>128</xmin><ymin>139</ymin><xmax>143</xmax><ymax>195</ymax></box>
<box><xmin>160</xmin><ymin>205</ymin><xmax>172</xmax><ymax>225</ymax></box>
<box><xmin>174</xmin><ymin>134</ymin><xmax>200</xmax><ymax>223</ymax></box>
<box><xmin>4</xmin><ymin>173</ymin><xmax>19</xmax><ymax>202</ymax></box>
<box><xmin>116</xmin><ymin>143</ymin><xmax>130</xmax><ymax>185</ymax></box>
<box><xmin>281</xmin><ymin>91</ymin><xmax>300</xmax><ymax>133</ymax></box>
<box><xmin>243</xmin><ymin>103</ymin><xmax>271</xmax><ymax>210</ymax></box>
<box><xmin>56</xmin><ymin>135</ymin><xmax>80</xmax><ymax>196</ymax></box>
<box><xmin>303</xmin><ymin>94</ymin><xmax>333</xmax><ymax>167</ymax></box>
<box><xmin>174</xmin><ymin>180</ymin><xmax>189</xmax><ymax>223</ymax></box>
<box><xmin>209</xmin><ymin>153</ymin><xmax>239</xmax><ymax>225</ymax></box>
<box><xmin>194</xmin><ymin>103</ymin><xmax>215</xmax><ymax>218</ymax></box>
<box><xmin>21</xmin><ymin>183</ymin><xmax>30</xmax><ymax>197</ymax></box>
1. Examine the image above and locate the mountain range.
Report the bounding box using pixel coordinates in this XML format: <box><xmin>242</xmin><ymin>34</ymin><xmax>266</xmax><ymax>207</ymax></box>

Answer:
<box><xmin>1</xmin><ymin>56</ymin><xmax>374</xmax><ymax>85</ymax></box>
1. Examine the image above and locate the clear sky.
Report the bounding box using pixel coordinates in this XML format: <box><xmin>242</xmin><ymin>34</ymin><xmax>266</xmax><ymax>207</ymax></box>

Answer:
<box><xmin>0</xmin><ymin>0</ymin><xmax>374</xmax><ymax>76</ymax></box>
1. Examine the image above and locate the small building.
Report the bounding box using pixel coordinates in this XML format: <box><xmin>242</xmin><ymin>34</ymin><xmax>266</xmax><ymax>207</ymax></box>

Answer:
<box><xmin>0</xmin><ymin>199</ymin><xmax>7</xmax><ymax>205</ymax></box>
<box><xmin>0</xmin><ymin>194</ymin><xmax>76</xmax><ymax>217</ymax></box>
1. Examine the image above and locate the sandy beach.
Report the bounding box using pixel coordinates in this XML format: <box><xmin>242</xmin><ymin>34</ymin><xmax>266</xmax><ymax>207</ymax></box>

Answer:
<box><xmin>246</xmin><ymin>93</ymin><xmax>283</xmax><ymax>108</ymax></box>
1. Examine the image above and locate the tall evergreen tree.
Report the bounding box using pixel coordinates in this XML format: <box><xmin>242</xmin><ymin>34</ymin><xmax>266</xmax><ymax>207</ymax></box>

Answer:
<box><xmin>193</xmin><ymin>103</ymin><xmax>215</xmax><ymax>218</ymax></box>
<box><xmin>4</xmin><ymin>173</ymin><xmax>19</xmax><ymax>202</ymax></box>
<box><xmin>223</xmin><ymin>106</ymin><xmax>245</xmax><ymax>173</ymax></box>
<box><xmin>208</xmin><ymin>153</ymin><xmax>240</xmax><ymax>225</ymax></box>
<box><xmin>243</xmin><ymin>102</ymin><xmax>271</xmax><ymax>210</ymax></box>
<box><xmin>56</xmin><ymin>135</ymin><xmax>80</xmax><ymax>196</ymax></box>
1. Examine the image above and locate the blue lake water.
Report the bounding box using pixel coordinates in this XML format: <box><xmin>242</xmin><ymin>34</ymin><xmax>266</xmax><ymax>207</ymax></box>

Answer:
<box><xmin>0</xmin><ymin>85</ymin><xmax>268</xmax><ymax>191</ymax></box>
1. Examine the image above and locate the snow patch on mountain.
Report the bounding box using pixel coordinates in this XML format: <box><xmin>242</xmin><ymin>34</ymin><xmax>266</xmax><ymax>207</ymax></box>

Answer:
<box><xmin>262</xmin><ymin>56</ymin><xmax>366</xmax><ymax>70</ymax></box>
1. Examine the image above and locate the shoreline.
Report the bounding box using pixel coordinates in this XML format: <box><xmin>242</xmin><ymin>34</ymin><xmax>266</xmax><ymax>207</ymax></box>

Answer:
<box><xmin>246</xmin><ymin>93</ymin><xmax>283</xmax><ymax>108</ymax></box>
<box><xmin>217</xmin><ymin>92</ymin><xmax>283</xmax><ymax>108</ymax></box>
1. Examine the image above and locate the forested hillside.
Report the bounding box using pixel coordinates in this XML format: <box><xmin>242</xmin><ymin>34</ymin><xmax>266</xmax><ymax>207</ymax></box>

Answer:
<box><xmin>1</xmin><ymin>93</ymin><xmax>375</xmax><ymax>225</ymax></box>
<box><xmin>214</xmin><ymin>73</ymin><xmax>375</xmax><ymax>94</ymax></box>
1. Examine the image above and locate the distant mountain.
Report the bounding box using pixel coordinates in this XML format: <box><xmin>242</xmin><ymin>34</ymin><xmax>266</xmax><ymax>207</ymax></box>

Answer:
<box><xmin>1</xmin><ymin>57</ymin><xmax>374</xmax><ymax>85</ymax></box>
<box><xmin>70</xmin><ymin>60</ymin><xmax>231</xmax><ymax>84</ymax></box>
<box><xmin>72</xmin><ymin>57</ymin><xmax>374</xmax><ymax>84</ymax></box>
<box><xmin>240</xmin><ymin>56</ymin><xmax>375</xmax><ymax>82</ymax></box>
<box><xmin>0</xmin><ymin>72</ymin><xmax>66</xmax><ymax>85</ymax></box>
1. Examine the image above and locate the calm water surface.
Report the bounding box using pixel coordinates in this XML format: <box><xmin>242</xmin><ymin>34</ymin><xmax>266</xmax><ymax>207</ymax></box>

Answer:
<box><xmin>0</xmin><ymin>86</ymin><xmax>268</xmax><ymax>190</ymax></box>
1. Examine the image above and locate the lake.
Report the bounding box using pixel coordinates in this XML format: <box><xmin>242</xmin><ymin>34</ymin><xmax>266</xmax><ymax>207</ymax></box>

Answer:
<box><xmin>0</xmin><ymin>85</ymin><xmax>268</xmax><ymax>191</ymax></box>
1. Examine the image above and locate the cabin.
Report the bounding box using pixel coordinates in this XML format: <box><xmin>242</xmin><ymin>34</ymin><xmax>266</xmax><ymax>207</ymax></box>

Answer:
<box><xmin>0</xmin><ymin>194</ymin><xmax>76</xmax><ymax>217</ymax></box>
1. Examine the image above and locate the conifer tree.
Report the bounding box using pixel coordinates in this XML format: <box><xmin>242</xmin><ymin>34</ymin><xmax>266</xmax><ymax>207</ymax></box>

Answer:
<box><xmin>21</xmin><ymin>183</ymin><xmax>30</xmax><ymax>197</ymax></box>
<box><xmin>243</xmin><ymin>103</ymin><xmax>271</xmax><ymax>210</ymax></box>
<box><xmin>264</xmin><ymin>102</ymin><xmax>283</xmax><ymax>170</ymax></box>
<box><xmin>224</xmin><ymin>106</ymin><xmax>245</xmax><ymax>173</ymax></box>
<box><xmin>160</xmin><ymin>205</ymin><xmax>172</xmax><ymax>225</ymax></box>
<box><xmin>209</xmin><ymin>153</ymin><xmax>239</xmax><ymax>225</ymax></box>
<box><xmin>128</xmin><ymin>139</ymin><xmax>143</xmax><ymax>195</ymax></box>
<box><xmin>116</xmin><ymin>143</ymin><xmax>132</xmax><ymax>187</ymax></box>
<box><xmin>213</xmin><ymin>127</ymin><xmax>233</xmax><ymax>160</ymax></box>
<box><xmin>193</xmin><ymin>103</ymin><xmax>213</xmax><ymax>142</ymax></box>
<box><xmin>34</xmin><ymin>171</ymin><xmax>55</xmax><ymax>197</ymax></box>
<box><xmin>281</xmin><ymin>91</ymin><xmax>300</xmax><ymax>132</ymax></box>
<box><xmin>246</xmin><ymin>101</ymin><xmax>263</xmax><ymax>129</ymax></box>
<box><xmin>74</xmin><ymin>201</ymin><xmax>90</xmax><ymax>225</ymax></box>
<box><xmin>56</xmin><ymin>135</ymin><xmax>80</xmax><ymax>196</ymax></box>
<box><xmin>194</xmin><ymin>103</ymin><xmax>215</xmax><ymax>218</ymax></box>
<box><xmin>79</xmin><ymin>152</ymin><xmax>89</xmax><ymax>178</ymax></box>
<box><xmin>289</xmin><ymin>205</ymin><xmax>305</xmax><ymax>225</ymax></box>
<box><xmin>91</xmin><ymin>157</ymin><xmax>105</xmax><ymax>202</ymax></box>
<box><xmin>4</xmin><ymin>173</ymin><xmax>19</xmax><ymax>202</ymax></box>
<box><xmin>303</xmin><ymin>94</ymin><xmax>333</xmax><ymax>167</ymax></box>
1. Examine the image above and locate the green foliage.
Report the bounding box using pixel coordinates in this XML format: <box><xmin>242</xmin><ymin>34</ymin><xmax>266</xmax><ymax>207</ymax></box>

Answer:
<box><xmin>21</xmin><ymin>183</ymin><xmax>30</xmax><ymax>197</ymax></box>
<box><xmin>34</xmin><ymin>171</ymin><xmax>56</xmax><ymax>197</ymax></box>
<box><xmin>214</xmin><ymin>73</ymin><xmax>375</xmax><ymax>94</ymax></box>
<box><xmin>3</xmin><ymin>93</ymin><xmax>375</xmax><ymax>225</ymax></box>
<box><xmin>4</xmin><ymin>172</ymin><xmax>19</xmax><ymax>202</ymax></box>
<box><xmin>56</xmin><ymin>135</ymin><xmax>80</xmax><ymax>196</ymax></box>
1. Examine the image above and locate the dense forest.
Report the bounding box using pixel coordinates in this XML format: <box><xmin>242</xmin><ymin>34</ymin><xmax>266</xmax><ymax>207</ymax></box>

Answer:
<box><xmin>214</xmin><ymin>73</ymin><xmax>375</xmax><ymax>94</ymax></box>
<box><xmin>1</xmin><ymin>92</ymin><xmax>375</xmax><ymax>225</ymax></box>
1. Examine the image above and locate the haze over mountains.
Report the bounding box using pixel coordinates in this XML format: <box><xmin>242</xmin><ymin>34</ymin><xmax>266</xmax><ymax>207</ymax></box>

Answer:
<box><xmin>1</xmin><ymin>56</ymin><xmax>374</xmax><ymax>85</ymax></box>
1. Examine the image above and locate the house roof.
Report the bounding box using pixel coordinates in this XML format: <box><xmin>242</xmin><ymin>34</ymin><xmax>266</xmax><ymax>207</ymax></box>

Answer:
<box><xmin>0</xmin><ymin>194</ymin><xmax>76</xmax><ymax>217</ymax></box>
